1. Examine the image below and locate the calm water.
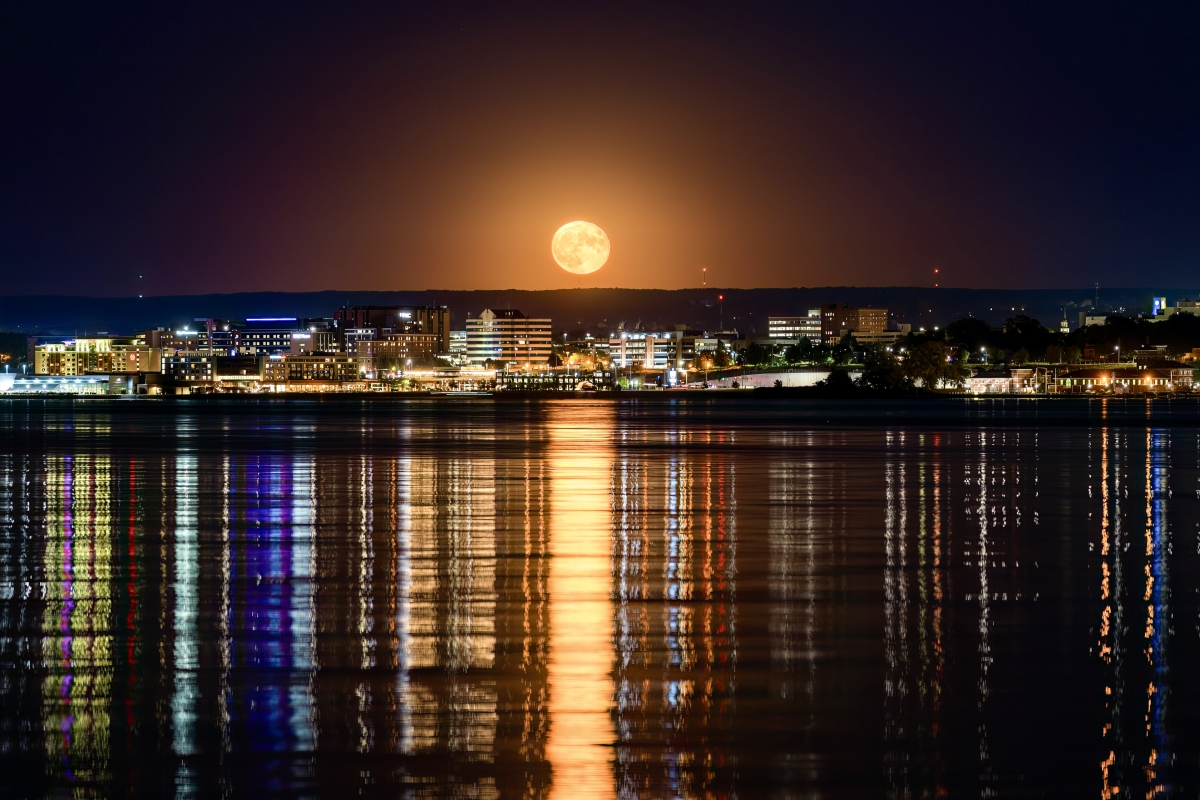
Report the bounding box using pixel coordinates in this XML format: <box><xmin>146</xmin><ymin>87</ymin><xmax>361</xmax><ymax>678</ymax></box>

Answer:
<box><xmin>3</xmin><ymin>396</ymin><xmax>1200</xmax><ymax>798</ymax></box>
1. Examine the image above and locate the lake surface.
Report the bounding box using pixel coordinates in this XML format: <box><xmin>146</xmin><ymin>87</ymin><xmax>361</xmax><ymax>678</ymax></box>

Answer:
<box><xmin>3</xmin><ymin>396</ymin><xmax>1200</xmax><ymax>798</ymax></box>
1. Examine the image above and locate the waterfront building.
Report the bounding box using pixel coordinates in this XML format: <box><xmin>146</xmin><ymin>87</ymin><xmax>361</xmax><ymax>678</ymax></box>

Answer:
<box><xmin>466</xmin><ymin>309</ymin><xmax>552</xmax><ymax>365</ymax></box>
<box><xmin>821</xmin><ymin>303</ymin><xmax>888</xmax><ymax>343</ymax></box>
<box><xmin>264</xmin><ymin>354</ymin><xmax>361</xmax><ymax>383</ymax></box>
<box><xmin>608</xmin><ymin>331</ymin><xmax>692</xmax><ymax>370</ymax></box>
<box><xmin>495</xmin><ymin>370</ymin><xmax>614</xmax><ymax>391</ymax></box>
<box><xmin>162</xmin><ymin>355</ymin><xmax>215</xmax><ymax>384</ymax></box>
<box><xmin>213</xmin><ymin>355</ymin><xmax>265</xmax><ymax>384</ymax></box>
<box><xmin>35</xmin><ymin>338</ymin><xmax>162</xmax><ymax>375</ymax></box>
<box><xmin>355</xmin><ymin>333</ymin><xmax>440</xmax><ymax>366</ymax></box>
<box><xmin>768</xmin><ymin>311</ymin><xmax>822</xmax><ymax>341</ymax></box>
<box><xmin>0</xmin><ymin>374</ymin><xmax>113</xmax><ymax>394</ymax></box>
<box><xmin>965</xmin><ymin>368</ymin><xmax>1035</xmax><ymax>394</ymax></box>
<box><xmin>1052</xmin><ymin>367</ymin><xmax>1193</xmax><ymax>394</ymax></box>
<box><xmin>161</xmin><ymin>352</ymin><xmax>259</xmax><ymax>388</ymax></box>
<box><xmin>334</xmin><ymin>305</ymin><xmax>452</xmax><ymax>352</ymax></box>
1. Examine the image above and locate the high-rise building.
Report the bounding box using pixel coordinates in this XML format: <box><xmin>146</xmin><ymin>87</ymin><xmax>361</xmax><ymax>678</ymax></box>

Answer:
<box><xmin>466</xmin><ymin>309</ymin><xmax>552</xmax><ymax>366</ymax></box>
<box><xmin>821</xmin><ymin>303</ymin><xmax>888</xmax><ymax>343</ymax></box>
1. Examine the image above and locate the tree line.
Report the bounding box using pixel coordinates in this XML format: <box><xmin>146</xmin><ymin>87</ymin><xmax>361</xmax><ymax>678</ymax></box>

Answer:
<box><xmin>738</xmin><ymin>312</ymin><xmax>1200</xmax><ymax>370</ymax></box>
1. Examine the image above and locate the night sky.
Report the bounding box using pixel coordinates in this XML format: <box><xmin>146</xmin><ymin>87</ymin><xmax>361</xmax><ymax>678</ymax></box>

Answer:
<box><xmin>2</xmin><ymin>3</ymin><xmax>1198</xmax><ymax>295</ymax></box>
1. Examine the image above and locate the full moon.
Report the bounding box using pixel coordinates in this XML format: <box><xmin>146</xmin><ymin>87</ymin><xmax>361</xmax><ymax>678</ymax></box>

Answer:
<box><xmin>551</xmin><ymin>220</ymin><xmax>610</xmax><ymax>275</ymax></box>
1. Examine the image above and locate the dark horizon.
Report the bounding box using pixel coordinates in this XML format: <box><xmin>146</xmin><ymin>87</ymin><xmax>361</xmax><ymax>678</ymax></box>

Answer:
<box><xmin>3</xmin><ymin>3</ymin><xmax>1199</xmax><ymax>296</ymax></box>
<box><xmin>4</xmin><ymin>285</ymin><xmax>1195</xmax><ymax>337</ymax></box>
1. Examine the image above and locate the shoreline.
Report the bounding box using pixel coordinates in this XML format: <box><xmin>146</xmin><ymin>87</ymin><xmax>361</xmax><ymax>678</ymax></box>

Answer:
<box><xmin>2</xmin><ymin>390</ymin><xmax>1199</xmax><ymax>404</ymax></box>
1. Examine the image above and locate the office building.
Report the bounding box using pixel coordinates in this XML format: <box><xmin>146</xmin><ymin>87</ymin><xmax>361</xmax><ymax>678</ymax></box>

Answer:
<box><xmin>821</xmin><ymin>303</ymin><xmax>888</xmax><ymax>343</ymax></box>
<box><xmin>608</xmin><ymin>331</ymin><xmax>690</xmax><ymax>369</ymax></box>
<box><xmin>239</xmin><ymin>318</ymin><xmax>301</xmax><ymax>355</ymax></box>
<box><xmin>768</xmin><ymin>311</ymin><xmax>822</xmax><ymax>341</ymax></box>
<box><xmin>466</xmin><ymin>309</ymin><xmax>553</xmax><ymax>366</ymax></box>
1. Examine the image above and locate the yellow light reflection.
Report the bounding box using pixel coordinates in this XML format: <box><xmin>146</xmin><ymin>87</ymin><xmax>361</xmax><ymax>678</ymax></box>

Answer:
<box><xmin>547</xmin><ymin>402</ymin><xmax>616</xmax><ymax>799</ymax></box>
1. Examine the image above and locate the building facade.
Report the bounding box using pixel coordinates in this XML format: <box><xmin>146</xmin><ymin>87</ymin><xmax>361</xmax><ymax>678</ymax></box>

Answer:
<box><xmin>851</xmin><ymin>330</ymin><xmax>906</xmax><ymax>348</ymax></box>
<box><xmin>495</xmin><ymin>369</ymin><xmax>614</xmax><ymax>391</ymax></box>
<box><xmin>768</xmin><ymin>311</ymin><xmax>822</xmax><ymax>341</ymax></box>
<box><xmin>1052</xmin><ymin>367</ymin><xmax>1194</xmax><ymax>394</ymax></box>
<box><xmin>355</xmin><ymin>333</ymin><xmax>440</xmax><ymax>364</ymax></box>
<box><xmin>821</xmin><ymin>303</ymin><xmax>888</xmax><ymax>343</ymax></box>
<box><xmin>264</xmin><ymin>354</ymin><xmax>361</xmax><ymax>382</ymax></box>
<box><xmin>966</xmin><ymin>368</ymin><xmax>1035</xmax><ymax>394</ymax></box>
<box><xmin>608</xmin><ymin>331</ymin><xmax>691</xmax><ymax>369</ymax></box>
<box><xmin>238</xmin><ymin>318</ymin><xmax>301</xmax><ymax>355</ymax></box>
<box><xmin>334</xmin><ymin>305</ymin><xmax>452</xmax><ymax>352</ymax></box>
<box><xmin>162</xmin><ymin>355</ymin><xmax>215</xmax><ymax>383</ymax></box>
<box><xmin>466</xmin><ymin>309</ymin><xmax>553</xmax><ymax>366</ymax></box>
<box><xmin>35</xmin><ymin>339</ymin><xmax>162</xmax><ymax>375</ymax></box>
<box><xmin>448</xmin><ymin>331</ymin><xmax>468</xmax><ymax>364</ymax></box>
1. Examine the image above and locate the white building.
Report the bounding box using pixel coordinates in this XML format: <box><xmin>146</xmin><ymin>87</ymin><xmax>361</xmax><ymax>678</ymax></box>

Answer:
<box><xmin>608</xmin><ymin>331</ymin><xmax>684</xmax><ymax>369</ymax></box>
<box><xmin>768</xmin><ymin>311</ymin><xmax>822</xmax><ymax>341</ymax></box>
<box><xmin>448</xmin><ymin>331</ymin><xmax>468</xmax><ymax>364</ymax></box>
<box><xmin>966</xmin><ymin>368</ymin><xmax>1035</xmax><ymax>394</ymax></box>
<box><xmin>466</xmin><ymin>309</ymin><xmax>553</xmax><ymax>366</ymax></box>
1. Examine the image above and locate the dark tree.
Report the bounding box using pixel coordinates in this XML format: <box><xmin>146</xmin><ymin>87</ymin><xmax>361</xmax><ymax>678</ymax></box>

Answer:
<box><xmin>944</xmin><ymin>318</ymin><xmax>994</xmax><ymax>351</ymax></box>
<box><xmin>784</xmin><ymin>337</ymin><xmax>817</xmax><ymax>364</ymax></box>
<box><xmin>817</xmin><ymin>369</ymin><xmax>856</xmax><ymax>393</ymax></box>
<box><xmin>904</xmin><ymin>341</ymin><xmax>966</xmax><ymax>389</ymax></box>
<box><xmin>1001</xmin><ymin>315</ymin><xmax>1056</xmax><ymax>357</ymax></box>
<box><xmin>712</xmin><ymin>341</ymin><xmax>732</xmax><ymax>368</ymax></box>
<box><xmin>832</xmin><ymin>332</ymin><xmax>858</xmax><ymax>365</ymax></box>
<box><xmin>740</xmin><ymin>341</ymin><xmax>774</xmax><ymax>366</ymax></box>
<box><xmin>858</xmin><ymin>348</ymin><xmax>912</xmax><ymax>392</ymax></box>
